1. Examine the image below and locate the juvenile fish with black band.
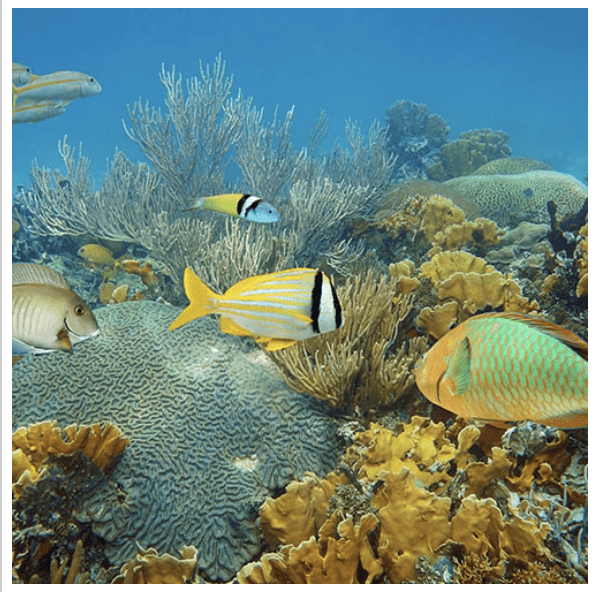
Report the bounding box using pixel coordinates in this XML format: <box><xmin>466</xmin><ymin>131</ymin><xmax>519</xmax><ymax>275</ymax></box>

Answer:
<box><xmin>169</xmin><ymin>267</ymin><xmax>343</xmax><ymax>351</ymax></box>
<box><xmin>185</xmin><ymin>193</ymin><xmax>281</xmax><ymax>223</ymax></box>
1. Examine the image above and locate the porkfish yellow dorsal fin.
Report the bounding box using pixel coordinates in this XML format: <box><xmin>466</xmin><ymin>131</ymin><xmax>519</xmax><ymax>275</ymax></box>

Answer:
<box><xmin>168</xmin><ymin>268</ymin><xmax>219</xmax><ymax>331</ymax></box>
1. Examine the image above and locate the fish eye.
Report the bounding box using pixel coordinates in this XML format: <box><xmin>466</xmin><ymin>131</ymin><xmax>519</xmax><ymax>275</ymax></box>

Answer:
<box><xmin>74</xmin><ymin>304</ymin><xmax>86</xmax><ymax>316</ymax></box>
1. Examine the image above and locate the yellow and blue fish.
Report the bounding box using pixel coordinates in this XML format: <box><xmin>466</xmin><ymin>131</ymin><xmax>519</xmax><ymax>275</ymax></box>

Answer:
<box><xmin>169</xmin><ymin>267</ymin><xmax>343</xmax><ymax>351</ymax></box>
<box><xmin>12</xmin><ymin>70</ymin><xmax>101</xmax><ymax>106</ymax></box>
<box><xmin>414</xmin><ymin>312</ymin><xmax>588</xmax><ymax>429</ymax></box>
<box><xmin>185</xmin><ymin>193</ymin><xmax>281</xmax><ymax>223</ymax></box>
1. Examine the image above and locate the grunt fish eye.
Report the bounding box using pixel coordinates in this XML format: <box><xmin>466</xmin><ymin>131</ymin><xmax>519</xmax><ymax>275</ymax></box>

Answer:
<box><xmin>74</xmin><ymin>304</ymin><xmax>86</xmax><ymax>316</ymax></box>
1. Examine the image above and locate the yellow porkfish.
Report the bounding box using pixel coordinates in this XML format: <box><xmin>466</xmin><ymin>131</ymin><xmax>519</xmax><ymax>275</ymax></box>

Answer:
<box><xmin>169</xmin><ymin>267</ymin><xmax>343</xmax><ymax>351</ymax></box>
<box><xmin>12</xmin><ymin>263</ymin><xmax>99</xmax><ymax>356</ymax></box>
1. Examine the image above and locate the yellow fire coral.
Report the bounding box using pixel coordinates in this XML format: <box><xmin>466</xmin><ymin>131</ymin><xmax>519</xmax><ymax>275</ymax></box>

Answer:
<box><xmin>259</xmin><ymin>471</ymin><xmax>349</xmax><ymax>548</ymax></box>
<box><xmin>238</xmin><ymin>511</ymin><xmax>381</xmax><ymax>584</ymax></box>
<box><xmin>574</xmin><ymin>223</ymin><xmax>588</xmax><ymax>297</ymax></box>
<box><xmin>113</xmin><ymin>545</ymin><xmax>198</xmax><ymax>584</ymax></box>
<box><xmin>417</xmin><ymin>250</ymin><xmax>539</xmax><ymax>338</ymax></box>
<box><xmin>12</xmin><ymin>421</ymin><xmax>129</xmax><ymax>496</ymax></box>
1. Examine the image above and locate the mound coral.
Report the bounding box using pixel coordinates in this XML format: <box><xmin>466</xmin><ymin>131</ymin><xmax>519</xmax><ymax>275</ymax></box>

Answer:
<box><xmin>426</xmin><ymin>128</ymin><xmax>511</xmax><ymax>181</ymax></box>
<box><xmin>471</xmin><ymin>156</ymin><xmax>552</xmax><ymax>176</ymax></box>
<box><xmin>443</xmin><ymin>171</ymin><xmax>588</xmax><ymax>226</ymax></box>
<box><xmin>267</xmin><ymin>268</ymin><xmax>428</xmax><ymax>413</ymax></box>
<box><xmin>12</xmin><ymin>300</ymin><xmax>341</xmax><ymax>581</ymax></box>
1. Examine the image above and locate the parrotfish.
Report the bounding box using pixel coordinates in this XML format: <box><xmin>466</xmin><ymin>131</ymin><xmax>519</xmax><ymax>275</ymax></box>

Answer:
<box><xmin>185</xmin><ymin>193</ymin><xmax>281</xmax><ymax>223</ymax></box>
<box><xmin>12</xmin><ymin>70</ymin><xmax>101</xmax><ymax>106</ymax></box>
<box><xmin>169</xmin><ymin>267</ymin><xmax>343</xmax><ymax>351</ymax></box>
<box><xmin>12</xmin><ymin>263</ymin><xmax>100</xmax><ymax>355</ymax></box>
<box><xmin>414</xmin><ymin>312</ymin><xmax>587</xmax><ymax>429</ymax></box>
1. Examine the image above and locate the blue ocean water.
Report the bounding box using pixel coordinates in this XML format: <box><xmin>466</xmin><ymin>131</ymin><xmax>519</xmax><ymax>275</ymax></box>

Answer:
<box><xmin>12</xmin><ymin>8</ymin><xmax>588</xmax><ymax>195</ymax></box>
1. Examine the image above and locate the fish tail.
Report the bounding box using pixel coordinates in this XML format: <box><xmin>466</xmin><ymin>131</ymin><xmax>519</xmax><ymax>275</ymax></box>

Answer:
<box><xmin>168</xmin><ymin>267</ymin><xmax>218</xmax><ymax>330</ymax></box>
<box><xmin>184</xmin><ymin>197</ymin><xmax>206</xmax><ymax>212</ymax></box>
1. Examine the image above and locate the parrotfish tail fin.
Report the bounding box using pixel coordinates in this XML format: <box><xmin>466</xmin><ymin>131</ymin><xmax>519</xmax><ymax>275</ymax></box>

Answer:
<box><xmin>168</xmin><ymin>267</ymin><xmax>218</xmax><ymax>331</ymax></box>
<box><xmin>184</xmin><ymin>197</ymin><xmax>205</xmax><ymax>212</ymax></box>
<box><xmin>475</xmin><ymin>312</ymin><xmax>588</xmax><ymax>360</ymax></box>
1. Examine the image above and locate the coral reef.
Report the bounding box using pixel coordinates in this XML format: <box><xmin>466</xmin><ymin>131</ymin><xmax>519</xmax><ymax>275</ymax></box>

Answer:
<box><xmin>384</xmin><ymin>100</ymin><xmax>450</xmax><ymax>178</ymax></box>
<box><xmin>471</xmin><ymin>156</ymin><xmax>552</xmax><ymax>175</ymax></box>
<box><xmin>443</xmin><ymin>170</ymin><xmax>588</xmax><ymax>226</ymax></box>
<box><xmin>266</xmin><ymin>268</ymin><xmax>428</xmax><ymax>414</ymax></box>
<box><xmin>238</xmin><ymin>416</ymin><xmax>587</xmax><ymax>583</ymax></box>
<box><xmin>426</xmin><ymin>128</ymin><xmax>511</xmax><ymax>181</ymax></box>
<box><xmin>12</xmin><ymin>300</ymin><xmax>341</xmax><ymax>581</ymax></box>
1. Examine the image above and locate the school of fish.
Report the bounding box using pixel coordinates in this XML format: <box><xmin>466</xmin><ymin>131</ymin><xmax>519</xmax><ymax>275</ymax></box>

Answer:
<box><xmin>12</xmin><ymin>62</ymin><xmax>101</xmax><ymax>125</ymax></box>
<box><xmin>414</xmin><ymin>312</ymin><xmax>588</xmax><ymax>429</ymax></box>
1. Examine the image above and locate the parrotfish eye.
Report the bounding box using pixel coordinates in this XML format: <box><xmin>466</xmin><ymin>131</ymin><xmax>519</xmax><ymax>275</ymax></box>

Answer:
<box><xmin>74</xmin><ymin>304</ymin><xmax>86</xmax><ymax>316</ymax></box>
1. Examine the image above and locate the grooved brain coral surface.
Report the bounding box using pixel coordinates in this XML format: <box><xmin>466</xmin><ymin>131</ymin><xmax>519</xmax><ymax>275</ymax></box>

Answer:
<box><xmin>443</xmin><ymin>171</ymin><xmax>587</xmax><ymax>226</ymax></box>
<box><xmin>12</xmin><ymin>301</ymin><xmax>340</xmax><ymax>581</ymax></box>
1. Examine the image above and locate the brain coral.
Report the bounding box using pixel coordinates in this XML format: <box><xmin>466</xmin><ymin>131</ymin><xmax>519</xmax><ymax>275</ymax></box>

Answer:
<box><xmin>443</xmin><ymin>171</ymin><xmax>587</xmax><ymax>226</ymax></box>
<box><xmin>12</xmin><ymin>300</ymin><xmax>340</xmax><ymax>581</ymax></box>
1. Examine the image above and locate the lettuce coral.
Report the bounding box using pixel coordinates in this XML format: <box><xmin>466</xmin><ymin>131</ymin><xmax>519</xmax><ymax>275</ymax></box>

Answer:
<box><xmin>443</xmin><ymin>171</ymin><xmax>588</xmax><ymax>226</ymax></box>
<box><xmin>12</xmin><ymin>300</ymin><xmax>341</xmax><ymax>581</ymax></box>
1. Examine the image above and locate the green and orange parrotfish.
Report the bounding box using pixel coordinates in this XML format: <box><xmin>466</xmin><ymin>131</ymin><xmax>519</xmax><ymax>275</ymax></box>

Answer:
<box><xmin>414</xmin><ymin>312</ymin><xmax>588</xmax><ymax>429</ymax></box>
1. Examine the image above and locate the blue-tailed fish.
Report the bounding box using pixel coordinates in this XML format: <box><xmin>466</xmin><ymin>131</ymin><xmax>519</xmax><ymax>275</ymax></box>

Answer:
<box><xmin>12</xmin><ymin>70</ymin><xmax>101</xmax><ymax>106</ymax></box>
<box><xmin>169</xmin><ymin>267</ymin><xmax>343</xmax><ymax>351</ymax></box>
<box><xmin>12</xmin><ymin>263</ymin><xmax>100</xmax><ymax>355</ymax></box>
<box><xmin>414</xmin><ymin>312</ymin><xmax>588</xmax><ymax>429</ymax></box>
<box><xmin>12</xmin><ymin>63</ymin><xmax>34</xmax><ymax>86</ymax></box>
<box><xmin>185</xmin><ymin>193</ymin><xmax>281</xmax><ymax>223</ymax></box>
<box><xmin>12</xmin><ymin>99</ymin><xmax>70</xmax><ymax>125</ymax></box>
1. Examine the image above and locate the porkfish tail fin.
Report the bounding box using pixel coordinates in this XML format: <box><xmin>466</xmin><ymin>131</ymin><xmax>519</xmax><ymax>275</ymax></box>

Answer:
<box><xmin>168</xmin><ymin>267</ymin><xmax>219</xmax><ymax>331</ymax></box>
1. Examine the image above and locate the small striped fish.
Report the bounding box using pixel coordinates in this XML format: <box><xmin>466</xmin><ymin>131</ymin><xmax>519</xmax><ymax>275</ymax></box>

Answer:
<box><xmin>185</xmin><ymin>193</ymin><xmax>280</xmax><ymax>223</ymax></box>
<box><xmin>12</xmin><ymin>263</ymin><xmax>100</xmax><ymax>356</ymax></box>
<box><xmin>169</xmin><ymin>267</ymin><xmax>343</xmax><ymax>350</ymax></box>
<box><xmin>12</xmin><ymin>70</ymin><xmax>101</xmax><ymax>106</ymax></box>
<box><xmin>414</xmin><ymin>312</ymin><xmax>588</xmax><ymax>429</ymax></box>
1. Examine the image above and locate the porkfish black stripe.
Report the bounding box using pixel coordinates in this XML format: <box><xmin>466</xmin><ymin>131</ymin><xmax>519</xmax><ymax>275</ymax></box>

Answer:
<box><xmin>237</xmin><ymin>194</ymin><xmax>262</xmax><ymax>218</ymax></box>
<box><xmin>311</xmin><ymin>271</ymin><xmax>323</xmax><ymax>333</ymax></box>
<box><xmin>330</xmin><ymin>279</ymin><xmax>343</xmax><ymax>329</ymax></box>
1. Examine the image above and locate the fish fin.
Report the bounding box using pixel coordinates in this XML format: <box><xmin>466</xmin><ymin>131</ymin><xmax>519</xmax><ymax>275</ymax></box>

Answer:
<box><xmin>219</xmin><ymin>316</ymin><xmax>255</xmax><ymax>337</ymax></box>
<box><xmin>445</xmin><ymin>337</ymin><xmax>471</xmax><ymax>396</ymax></box>
<box><xmin>55</xmin><ymin>328</ymin><xmax>73</xmax><ymax>352</ymax></box>
<box><xmin>12</xmin><ymin>337</ymin><xmax>34</xmax><ymax>356</ymax></box>
<box><xmin>474</xmin><ymin>312</ymin><xmax>588</xmax><ymax>360</ymax></box>
<box><xmin>263</xmin><ymin>338</ymin><xmax>298</xmax><ymax>351</ymax></box>
<box><xmin>184</xmin><ymin>197</ymin><xmax>206</xmax><ymax>212</ymax></box>
<box><xmin>168</xmin><ymin>268</ymin><xmax>219</xmax><ymax>331</ymax></box>
<box><xmin>12</xmin><ymin>83</ymin><xmax>18</xmax><ymax>107</ymax></box>
<box><xmin>539</xmin><ymin>409</ymin><xmax>588</xmax><ymax>429</ymax></box>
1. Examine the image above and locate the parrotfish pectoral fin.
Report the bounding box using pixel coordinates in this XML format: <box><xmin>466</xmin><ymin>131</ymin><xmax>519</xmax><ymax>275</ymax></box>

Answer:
<box><xmin>168</xmin><ymin>267</ymin><xmax>219</xmax><ymax>331</ymax></box>
<box><xmin>445</xmin><ymin>337</ymin><xmax>471</xmax><ymax>396</ymax></box>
